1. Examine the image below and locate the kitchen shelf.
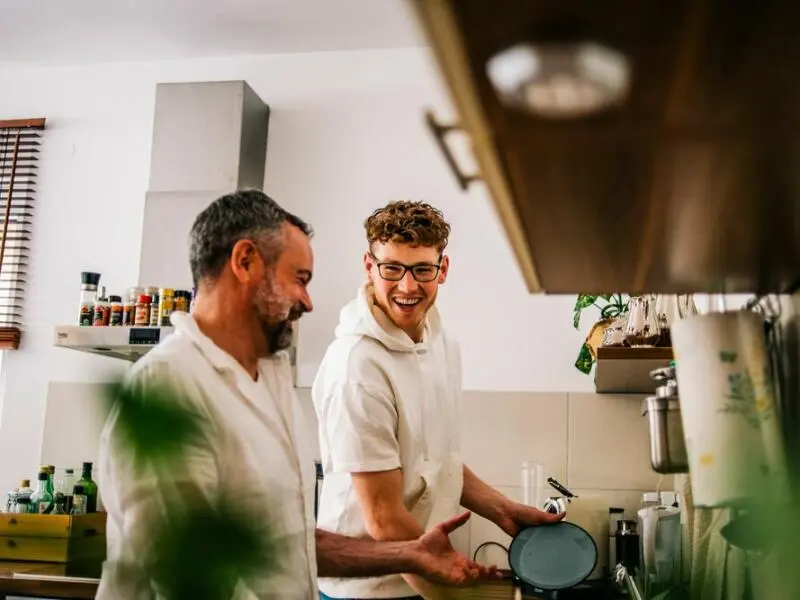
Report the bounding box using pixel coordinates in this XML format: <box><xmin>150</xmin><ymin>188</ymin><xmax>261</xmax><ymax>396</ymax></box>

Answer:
<box><xmin>53</xmin><ymin>326</ymin><xmax>174</xmax><ymax>362</ymax></box>
<box><xmin>594</xmin><ymin>347</ymin><xmax>674</xmax><ymax>394</ymax></box>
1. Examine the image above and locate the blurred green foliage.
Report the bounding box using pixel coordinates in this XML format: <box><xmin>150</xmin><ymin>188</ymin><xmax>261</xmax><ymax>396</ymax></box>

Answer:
<box><xmin>104</xmin><ymin>378</ymin><xmax>280</xmax><ymax>599</ymax></box>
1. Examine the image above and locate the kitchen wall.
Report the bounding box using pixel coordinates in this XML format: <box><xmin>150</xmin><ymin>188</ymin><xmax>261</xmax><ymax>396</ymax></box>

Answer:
<box><xmin>0</xmin><ymin>47</ymin><xmax>599</xmax><ymax>494</ymax></box>
<box><xmin>297</xmin><ymin>387</ymin><xmax>663</xmax><ymax>565</ymax></box>
<box><xmin>39</xmin><ymin>382</ymin><xmax>662</xmax><ymax>566</ymax></box>
<box><xmin>0</xmin><ymin>47</ymin><xmax>751</xmax><ymax>496</ymax></box>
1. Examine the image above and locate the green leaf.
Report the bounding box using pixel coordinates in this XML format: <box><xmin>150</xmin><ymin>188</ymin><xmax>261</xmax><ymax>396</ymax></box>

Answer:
<box><xmin>574</xmin><ymin>343</ymin><xmax>594</xmax><ymax>374</ymax></box>
<box><xmin>573</xmin><ymin>294</ymin><xmax>597</xmax><ymax>329</ymax></box>
<box><xmin>151</xmin><ymin>503</ymin><xmax>281</xmax><ymax>600</ymax></box>
<box><xmin>600</xmin><ymin>304</ymin><xmax>621</xmax><ymax>319</ymax></box>
<box><xmin>104</xmin><ymin>380</ymin><xmax>206</xmax><ymax>468</ymax></box>
<box><xmin>600</xmin><ymin>294</ymin><xmax>613</xmax><ymax>301</ymax></box>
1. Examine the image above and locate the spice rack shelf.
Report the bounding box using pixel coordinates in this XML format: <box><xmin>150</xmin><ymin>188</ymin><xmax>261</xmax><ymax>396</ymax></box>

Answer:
<box><xmin>594</xmin><ymin>347</ymin><xmax>674</xmax><ymax>394</ymax></box>
<box><xmin>53</xmin><ymin>326</ymin><xmax>175</xmax><ymax>363</ymax></box>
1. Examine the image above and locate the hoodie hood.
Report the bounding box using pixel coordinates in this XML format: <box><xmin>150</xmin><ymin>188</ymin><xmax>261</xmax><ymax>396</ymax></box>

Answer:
<box><xmin>334</xmin><ymin>283</ymin><xmax>442</xmax><ymax>352</ymax></box>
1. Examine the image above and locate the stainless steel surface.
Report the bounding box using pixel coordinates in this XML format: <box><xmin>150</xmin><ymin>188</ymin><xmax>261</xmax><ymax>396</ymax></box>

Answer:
<box><xmin>613</xmin><ymin>564</ymin><xmax>643</xmax><ymax>600</ymax></box>
<box><xmin>643</xmin><ymin>396</ymin><xmax>688</xmax><ymax>474</ymax></box>
<box><xmin>52</xmin><ymin>325</ymin><xmax>175</xmax><ymax>362</ymax></box>
<box><xmin>546</xmin><ymin>476</ymin><xmax>575</xmax><ymax>498</ymax></box>
<box><xmin>644</xmin><ymin>365</ymin><xmax>688</xmax><ymax>474</ymax></box>
<box><xmin>651</xmin><ymin>366</ymin><xmax>677</xmax><ymax>383</ymax></box>
<box><xmin>655</xmin><ymin>379</ymin><xmax>678</xmax><ymax>399</ymax></box>
<box><xmin>542</xmin><ymin>496</ymin><xmax>569</xmax><ymax>515</ymax></box>
<box><xmin>616</xmin><ymin>519</ymin><xmax>638</xmax><ymax>536</ymax></box>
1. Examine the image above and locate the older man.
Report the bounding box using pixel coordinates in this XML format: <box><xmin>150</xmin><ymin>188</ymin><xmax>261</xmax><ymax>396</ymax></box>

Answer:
<box><xmin>96</xmin><ymin>191</ymin><xmax>492</xmax><ymax>600</ymax></box>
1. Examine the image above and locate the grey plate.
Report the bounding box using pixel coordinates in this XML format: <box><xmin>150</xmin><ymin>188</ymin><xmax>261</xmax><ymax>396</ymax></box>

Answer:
<box><xmin>508</xmin><ymin>522</ymin><xmax>598</xmax><ymax>590</ymax></box>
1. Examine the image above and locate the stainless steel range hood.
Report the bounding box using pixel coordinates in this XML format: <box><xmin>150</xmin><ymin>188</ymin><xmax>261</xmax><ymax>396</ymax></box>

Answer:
<box><xmin>54</xmin><ymin>326</ymin><xmax>174</xmax><ymax>362</ymax></box>
<box><xmin>54</xmin><ymin>80</ymin><xmax>274</xmax><ymax>364</ymax></box>
<box><xmin>410</xmin><ymin>0</ymin><xmax>800</xmax><ymax>295</ymax></box>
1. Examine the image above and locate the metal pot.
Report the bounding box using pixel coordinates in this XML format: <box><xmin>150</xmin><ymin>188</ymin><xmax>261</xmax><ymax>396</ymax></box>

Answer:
<box><xmin>642</xmin><ymin>367</ymin><xmax>688</xmax><ymax>474</ymax></box>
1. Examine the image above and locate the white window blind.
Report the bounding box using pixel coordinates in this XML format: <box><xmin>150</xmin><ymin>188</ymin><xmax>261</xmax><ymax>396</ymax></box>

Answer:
<box><xmin>0</xmin><ymin>118</ymin><xmax>46</xmax><ymax>350</ymax></box>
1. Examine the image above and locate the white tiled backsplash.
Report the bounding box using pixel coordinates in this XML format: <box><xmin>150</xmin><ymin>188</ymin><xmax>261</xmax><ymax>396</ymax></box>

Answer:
<box><xmin>41</xmin><ymin>384</ymin><xmax>661</xmax><ymax>569</ymax></box>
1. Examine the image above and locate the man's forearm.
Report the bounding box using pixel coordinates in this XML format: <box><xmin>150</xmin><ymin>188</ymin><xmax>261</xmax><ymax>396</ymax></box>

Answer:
<box><xmin>316</xmin><ymin>519</ymin><xmax>459</xmax><ymax>600</ymax></box>
<box><xmin>362</xmin><ymin>509</ymin><xmax>451</xmax><ymax>599</ymax></box>
<box><xmin>460</xmin><ymin>465</ymin><xmax>511</xmax><ymax>523</ymax></box>
<box><xmin>315</xmin><ymin>529</ymin><xmax>419</xmax><ymax>578</ymax></box>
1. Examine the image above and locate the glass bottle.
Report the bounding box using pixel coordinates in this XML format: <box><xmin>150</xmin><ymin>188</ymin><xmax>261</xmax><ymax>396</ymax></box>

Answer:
<box><xmin>71</xmin><ymin>484</ymin><xmax>87</xmax><ymax>516</ymax></box>
<box><xmin>654</xmin><ymin>294</ymin><xmax>675</xmax><ymax>347</ymax></box>
<box><xmin>78</xmin><ymin>272</ymin><xmax>101</xmax><ymax>326</ymax></box>
<box><xmin>15</xmin><ymin>495</ymin><xmax>32</xmax><ymax>514</ymax></box>
<box><xmin>56</xmin><ymin>468</ymin><xmax>76</xmax><ymax>513</ymax></box>
<box><xmin>31</xmin><ymin>472</ymin><xmax>53</xmax><ymax>514</ymax></box>
<box><xmin>624</xmin><ymin>294</ymin><xmax>661</xmax><ymax>348</ymax></box>
<box><xmin>77</xmin><ymin>462</ymin><xmax>98</xmax><ymax>513</ymax></box>
<box><xmin>148</xmin><ymin>287</ymin><xmax>160</xmax><ymax>327</ymax></box>
<box><xmin>52</xmin><ymin>498</ymin><xmax>68</xmax><ymax>515</ymax></box>
<box><xmin>37</xmin><ymin>466</ymin><xmax>49</xmax><ymax>495</ymax></box>
<box><xmin>93</xmin><ymin>286</ymin><xmax>110</xmax><ymax>326</ymax></box>
<box><xmin>134</xmin><ymin>295</ymin><xmax>152</xmax><ymax>326</ymax></box>
<box><xmin>109</xmin><ymin>295</ymin><xmax>124</xmax><ymax>326</ymax></box>
<box><xmin>677</xmin><ymin>293</ymin><xmax>699</xmax><ymax>319</ymax></box>
<box><xmin>47</xmin><ymin>465</ymin><xmax>56</xmax><ymax>497</ymax></box>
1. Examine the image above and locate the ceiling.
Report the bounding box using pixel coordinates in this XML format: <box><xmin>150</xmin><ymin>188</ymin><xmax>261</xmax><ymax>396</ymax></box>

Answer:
<box><xmin>0</xmin><ymin>0</ymin><xmax>425</xmax><ymax>66</ymax></box>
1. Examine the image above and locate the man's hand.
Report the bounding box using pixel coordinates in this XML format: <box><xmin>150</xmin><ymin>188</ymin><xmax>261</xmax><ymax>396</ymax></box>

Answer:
<box><xmin>495</xmin><ymin>502</ymin><xmax>565</xmax><ymax>538</ymax></box>
<box><xmin>412</xmin><ymin>512</ymin><xmax>501</xmax><ymax>586</ymax></box>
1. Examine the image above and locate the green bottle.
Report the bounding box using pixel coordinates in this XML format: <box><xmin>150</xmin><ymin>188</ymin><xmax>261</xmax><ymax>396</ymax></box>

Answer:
<box><xmin>31</xmin><ymin>472</ymin><xmax>53</xmax><ymax>514</ymax></box>
<box><xmin>47</xmin><ymin>465</ymin><xmax>56</xmax><ymax>497</ymax></box>
<box><xmin>76</xmin><ymin>462</ymin><xmax>98</xmax><ymax>513</ymax></box>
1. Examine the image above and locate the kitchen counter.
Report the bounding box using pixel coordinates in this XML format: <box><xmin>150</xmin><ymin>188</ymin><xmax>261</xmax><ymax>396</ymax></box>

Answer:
<box><xmin>462</xmin><ymin>580</ymin><xmax>625</xmax><ymax>599</ymax></box>
<box><xmin>0</xmin><ymin>561</ymin><xmax>98</xmax><ymax>599</ymax></box>
<box><xmin>461</xmin><ymin>581</ymin><xmax>528</xmax><ymax>599</ymax></box>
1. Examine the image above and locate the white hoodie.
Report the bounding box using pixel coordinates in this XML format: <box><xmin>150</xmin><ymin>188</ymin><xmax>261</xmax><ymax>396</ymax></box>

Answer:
<box><xmin>312</xmin><ymin>283</ymin><xmax>464</xmax><ymax>599</ymax></box>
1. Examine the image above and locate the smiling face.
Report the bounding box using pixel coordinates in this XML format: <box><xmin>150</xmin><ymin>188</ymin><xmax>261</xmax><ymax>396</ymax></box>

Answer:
<box><xmin>365</xmin><ymin>241</ymin><xmax>449</xmax><ymax>342</ymax></box>
<box><xmin>252</xmin><ymin>223</ymin><xmax>314</xmax><ymax>354</ymax></box>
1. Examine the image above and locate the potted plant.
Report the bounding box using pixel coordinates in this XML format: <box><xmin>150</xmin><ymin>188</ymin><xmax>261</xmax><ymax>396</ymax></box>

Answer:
<box><xmin>573</xmin><ymin>294</ymin><xmax>628</xmax><ymax>374</ymax></box>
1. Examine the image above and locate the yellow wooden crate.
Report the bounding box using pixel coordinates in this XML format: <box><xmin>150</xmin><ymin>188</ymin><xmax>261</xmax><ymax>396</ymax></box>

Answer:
<box><xmin>0</xmin><ymin>513</ymin><xmax>106</xmax><ymax>563</ymax></box>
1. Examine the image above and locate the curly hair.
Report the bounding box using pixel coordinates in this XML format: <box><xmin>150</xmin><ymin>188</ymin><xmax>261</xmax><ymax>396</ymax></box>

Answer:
<box><xmin>364</xmin><ymin>200</ymin><xmax>451</xmax><ymax>254</ymax></box>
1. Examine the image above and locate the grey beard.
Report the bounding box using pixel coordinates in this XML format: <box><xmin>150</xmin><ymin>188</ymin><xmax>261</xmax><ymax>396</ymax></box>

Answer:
<box><xmin>265</xmin><ymin>320</ymin><xmax>293</xmax><ymax>354</ymax></box>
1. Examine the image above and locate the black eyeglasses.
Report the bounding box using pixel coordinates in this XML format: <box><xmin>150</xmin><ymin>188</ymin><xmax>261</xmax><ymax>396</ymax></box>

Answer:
<box><xmin>370</xmin><ymin>253</ymin><xmax>442</xmax><ymax>283</ymax></box>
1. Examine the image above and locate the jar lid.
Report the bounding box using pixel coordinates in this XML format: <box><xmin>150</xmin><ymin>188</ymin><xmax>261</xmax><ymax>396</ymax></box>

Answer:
<box><xmin>160</xmin><ymin>288</ymin><xmax>175</xmax><ymax>295</ymax></box>
<box><xmin>109</xmin><ymin>295</ymin><xmax>122</xmax><ymax>303</ymax></box>
<box><xmin>80</xmin><ymin>272</ymin><xmax>101</xmax><ymax>286</ymax></box>
<box><xmin>137</xmin><ymin>294</ymin><xmax>152</xmax><ymax>303</ymax></box>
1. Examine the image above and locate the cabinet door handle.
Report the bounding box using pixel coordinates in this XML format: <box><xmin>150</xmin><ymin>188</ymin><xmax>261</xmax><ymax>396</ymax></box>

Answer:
<box><xmin>424</xmin><ymin>110</ymin><xmax>480</xmax><ymax>191</ymax></box>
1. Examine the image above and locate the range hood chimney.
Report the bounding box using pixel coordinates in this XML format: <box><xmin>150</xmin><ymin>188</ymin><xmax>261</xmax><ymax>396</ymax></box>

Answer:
<box><xmin>139</xmin><ymin>81</ymin><xmax>271</xmax><ymax>289</ymax></box>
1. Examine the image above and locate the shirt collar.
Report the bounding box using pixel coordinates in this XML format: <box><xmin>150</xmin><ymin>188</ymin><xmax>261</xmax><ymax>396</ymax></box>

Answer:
<box><xmin>169</xmin><ymin>312</ymin><xmax>291</xmax><ymax>382</ymax></box>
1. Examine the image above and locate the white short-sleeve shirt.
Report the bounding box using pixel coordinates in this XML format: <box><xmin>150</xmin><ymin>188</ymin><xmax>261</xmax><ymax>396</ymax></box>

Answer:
<box><xmin>97</xmin><ymin>313</ymin><xmax>318</xmax><ymax>600</ymax></box>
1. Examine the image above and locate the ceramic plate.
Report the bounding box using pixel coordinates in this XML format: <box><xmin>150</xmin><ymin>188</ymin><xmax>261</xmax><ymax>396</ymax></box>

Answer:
<box><xmin>508</xmin><ymin>522</ymin><xmax>597</xmax><ymax>590</ymax></box>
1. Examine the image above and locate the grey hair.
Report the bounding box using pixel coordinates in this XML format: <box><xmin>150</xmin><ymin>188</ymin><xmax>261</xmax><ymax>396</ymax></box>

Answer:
<box><xmin>189</xmin><ymin>189</ymin><xmax>313</xmax><ymax>286</ymax></box>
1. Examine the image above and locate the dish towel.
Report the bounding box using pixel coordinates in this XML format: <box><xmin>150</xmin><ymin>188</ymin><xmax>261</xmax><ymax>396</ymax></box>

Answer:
<box><xmin>681</xmin><ymin>475</ymin><xmax>747</xmax><ymax>600</ymax></box>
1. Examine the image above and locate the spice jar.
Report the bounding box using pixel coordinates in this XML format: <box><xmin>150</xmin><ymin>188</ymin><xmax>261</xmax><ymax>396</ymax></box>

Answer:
<box><xmin>174</xmin><ymin>290</ymin><xmax>189</xmax><ymax>313</ymax></box>
<box><xmin>146</xmin><ymin>287</ymin><xmax>160</xmax><ymax>327</ymax></box>
<box><xmin>93</xmin><ymin>287</ymin><xmax>110</xmax><ymax>326</ymax></box>
<box><xmin>78</xmin><ymin>272</ymin><xmax>101</xmax><ymax>326</ymax></box>
<box><xmin>109</xmin><ymin>295</ymin><xmax>123</xmax><ymax>326</ymax></box>
<box><xmin>134</xmin><ymin>295</ymin><xmax>152</xmax><ymax>326</ymax></box>
<box><xmin>124</xmin><ymin>286</ymin><xmax>143</xmax><ymax>326</ymax></box>
<box><xmin>159</xmin><ymin>288</ymin><xmax>175</xmax><ymax>326</ymax></box>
